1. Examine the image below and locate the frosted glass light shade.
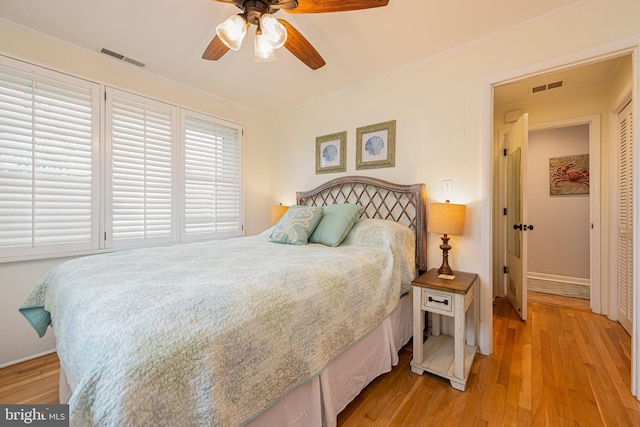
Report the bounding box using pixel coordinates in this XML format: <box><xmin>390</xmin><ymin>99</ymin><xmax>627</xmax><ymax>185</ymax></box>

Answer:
<box><xmin>427</xmin><ymin>200</ymin><xmax>466</xmax><ymax>235</ymax></box>
<box><xmin>254</xmin><ymin>32</ymin><xmax>277</xmax><ymax>62</ymax></box>
<box><xmin>216</xmin><ymin>14</ymin><xmax>247</xmax><ymax>51</ymax></box>
<box><xmin>260</xmin><ymin>15</ymin><xmax>287</xmax><ymax>49</ymax></box>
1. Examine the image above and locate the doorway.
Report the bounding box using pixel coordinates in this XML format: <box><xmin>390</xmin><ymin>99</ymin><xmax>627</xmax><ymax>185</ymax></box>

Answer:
<box><xmin>493</xmin><ymin>54</ymin><xmax>631</xmax><ymax>318</ymax></box>
<box><xmin>527</xmin><ymin>124</ymin><xmax>592</xmax><ymax>301</ymax></box>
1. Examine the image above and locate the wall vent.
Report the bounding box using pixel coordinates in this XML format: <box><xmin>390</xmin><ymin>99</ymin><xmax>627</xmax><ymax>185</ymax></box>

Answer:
<box><xmin>530</xmin><ymin>80</ymin><xmax>564</xmax><ymax>94</ymax></box>
<box><xmin>99</xmin><ymin>48</ymin><xmax>145</xmax><ymax>68</ymax></box>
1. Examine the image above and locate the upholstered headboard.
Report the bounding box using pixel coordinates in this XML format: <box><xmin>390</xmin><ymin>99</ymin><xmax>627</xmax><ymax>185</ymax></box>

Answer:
<box><xmin>296</xmin><ymin>176</ymin><xmax>427</xmax><ymax>271</ymax></box>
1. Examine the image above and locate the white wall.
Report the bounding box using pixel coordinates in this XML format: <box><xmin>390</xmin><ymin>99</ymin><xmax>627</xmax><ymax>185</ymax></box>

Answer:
<box><xmin>0</xmin><ymin>22</ymin><xmax>275</xmax><ymax>366</ymax></box>
<box><xmin>528</xmin><ymin>125</ymin><xmax>590</xmax><ymax>279</ymax></box>
<box><xmin>269</xmin><ymin>0</ymin><xmax>640</xmax><ymax>354</ymax></box>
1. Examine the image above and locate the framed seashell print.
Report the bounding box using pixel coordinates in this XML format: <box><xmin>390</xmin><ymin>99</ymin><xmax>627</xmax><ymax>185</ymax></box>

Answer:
<box><xmin>356</xmin><ymin>120</ymin><xmax>396</xmax><ymax>170</ymax></box>
<box><xmin>316</xmin><ymin>131</ymin><xmax>346</xmax><ymax>174</ymax></box>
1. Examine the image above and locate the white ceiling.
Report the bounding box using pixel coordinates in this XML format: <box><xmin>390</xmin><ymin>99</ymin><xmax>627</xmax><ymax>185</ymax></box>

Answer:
<box><xmin>494</xmin><ymin>56</ymin><xmax>627</xmax><ymax>107</ymax></box>
<box><xmin>0</xmin><ymin>0</ymin><xmax>587</xmax><ymax>114</ymax></box>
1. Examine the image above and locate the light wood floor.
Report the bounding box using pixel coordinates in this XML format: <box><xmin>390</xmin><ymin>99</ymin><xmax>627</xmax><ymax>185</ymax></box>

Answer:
<box><xmin>1</xmin><ymin>293</ymin><xmax>638</xmax><ymax>426</ymax></box>
<box><xmin>339</xmin><ymin>293</ymin><xmax>640</xmax><ymax>426</ymax></box>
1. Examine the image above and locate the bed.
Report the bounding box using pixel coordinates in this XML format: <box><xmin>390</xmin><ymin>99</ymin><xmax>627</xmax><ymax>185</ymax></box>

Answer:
<box><xmin>19</xmin><ymin>176</ymin><xmax>427</xmax><ymax>427</ymax></box>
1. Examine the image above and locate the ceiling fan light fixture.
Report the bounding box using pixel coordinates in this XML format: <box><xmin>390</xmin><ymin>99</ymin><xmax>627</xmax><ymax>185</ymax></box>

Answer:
<box><xmin>260</xmin><ymin>14</ymin><xmax>287</xmax><ymax>49</ymax></box>
<box><xmin>254</xmin><ymin>30</ymin><xmax>277</xmax><ymax>62</ymax></box>
<box><xmin>216</xmin><ymin>14</ymin><xmax>248</xmax><ymax>51</ymax></box>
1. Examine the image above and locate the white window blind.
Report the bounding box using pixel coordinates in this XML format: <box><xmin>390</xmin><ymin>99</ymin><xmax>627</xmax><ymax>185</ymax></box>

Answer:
<box><xmin>182</xmin><ymin>110</ymin><xmax>243</xmax><ymax>240</ymax></box>
<box><xmin>0</xmin><ymin>62</ymin><xmax>99</xmax><ymax>258</ymax></box>
<box><xmin>0</xmin><ymin>56</ymin><xmax>244</xmax><ymax>262</ymax></box>
<box><xmin>106</xmin><ymin>88</ymin><xmax>176</xmax><ymax>248</ymax></box>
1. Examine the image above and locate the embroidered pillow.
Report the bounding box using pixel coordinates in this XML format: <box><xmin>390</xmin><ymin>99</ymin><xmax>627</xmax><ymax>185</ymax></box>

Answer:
<box><xmin>269</xmin><ymin>205</ymin><xmax>324</xmax><ymax>245</ymax></box>
<box><xmin>310</xmin><ymin>203</ymin><xmax>364</xmax><ymax>246</ymax></box>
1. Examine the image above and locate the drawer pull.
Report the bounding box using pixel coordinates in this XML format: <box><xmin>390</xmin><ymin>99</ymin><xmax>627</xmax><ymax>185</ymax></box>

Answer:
<box><xmin>428</xmin><ymin>296</ymin><xmax>449</xmax><ymax>305</ymax></box>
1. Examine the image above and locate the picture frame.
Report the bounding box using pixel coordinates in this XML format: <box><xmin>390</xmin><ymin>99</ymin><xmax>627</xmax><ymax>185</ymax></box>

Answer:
<box><xmin>316</xmin><ymin>131</ymin><xmax>347</xmax><ymax>174</ymax></box>
<box><xmin>355</xmin><ymin>120</ymin><xmax>396</xmax><ymax>170</ymax></box>
<box><xmin>549</xmin><ymin>154</ymin><xmax>590</xmax><ymax>195</ymax></box>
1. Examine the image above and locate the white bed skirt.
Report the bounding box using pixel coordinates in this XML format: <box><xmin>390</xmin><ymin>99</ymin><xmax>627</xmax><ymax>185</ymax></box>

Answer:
<box><xmin>59</xmin><ymin>290</ymin><xmax>413</xmax><ymax>427</ymax></box>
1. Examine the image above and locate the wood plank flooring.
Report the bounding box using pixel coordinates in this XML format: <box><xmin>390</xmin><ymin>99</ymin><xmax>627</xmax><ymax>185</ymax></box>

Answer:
<box><xmin>1</xmin><ymin>294</ymin><xmax>638</xmax><ymax>426</ymax></box>
<box><xmin>338</xmin><ymin>295</ymin><xmax>639</xmax><ymax>426</ymax></box>
<box><xmin>0</xmin><ymin>352</ymin><xmax>59</xmax><ymax>404</ymax></box>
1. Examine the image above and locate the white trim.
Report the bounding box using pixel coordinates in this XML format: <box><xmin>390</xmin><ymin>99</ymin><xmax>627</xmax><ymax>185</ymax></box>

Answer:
<box><xmin>479</xmin><ymin>78</ymin><xmax>494</xmax><ymax>356</ymax></box>
<box><xmin>527</xmin><ymin>272</ymin><xmax>590</xmax><ymax>287</ymax></box>
<box><xmin>0</xmin><ymin>349</ymin><xmax>56</xmax><ymax>369</ymax></box>
<box><xmin>631</xmin><ymin>45</ymin><xmax>639</xmax><ymax>398</ymax></box>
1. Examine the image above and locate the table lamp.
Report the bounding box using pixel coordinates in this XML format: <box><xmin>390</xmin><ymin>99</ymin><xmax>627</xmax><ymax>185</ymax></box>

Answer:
<box><xmin>427</xmin><ymin>200</ymin><xmax>466</xmax><ymax>275</ymax></box>
<box><xmin>270</xmin><ymin>203</ymin><xmax>289</xmax><ymax>225</ymax></box>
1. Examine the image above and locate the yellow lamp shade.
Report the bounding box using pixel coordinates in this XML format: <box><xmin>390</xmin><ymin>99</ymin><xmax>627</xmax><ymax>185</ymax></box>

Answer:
<box><xmin>270</xmin><ymin>204</ymin><xmax>289</xmax><ymax>225</ymax></box>
<box><xmin>427</xmin><ymin>200</ymin><xmax>466</xmax><ymax>236</ymax></box>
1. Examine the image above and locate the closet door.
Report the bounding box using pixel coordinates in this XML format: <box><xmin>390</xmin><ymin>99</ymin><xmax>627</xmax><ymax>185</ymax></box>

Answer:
<box><xmin>617</xmin><ymin>100</ymin><xmax>633</xmax><ymax>335</ymax></box>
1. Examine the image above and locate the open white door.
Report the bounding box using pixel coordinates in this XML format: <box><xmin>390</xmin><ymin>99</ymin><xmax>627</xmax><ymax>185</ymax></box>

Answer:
<box><xmin>505</xmin><ymin>114</ymin><xmax>529</xmax><ymax>320</ymax></box>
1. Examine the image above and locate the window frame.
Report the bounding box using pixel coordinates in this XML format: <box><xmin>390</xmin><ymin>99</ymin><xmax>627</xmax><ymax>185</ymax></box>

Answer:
<box><xmin>180</xmin><ymin>108</ymin><xmax>244</xmax><ymax>242</ymax></box>
<box><xmin>0</xmin><ymin>56</ymin><xmax>101</xmax><ymax>262</ymax></box>
<box><xmin>105</xmin><ymin>87</ymin><xmax>179</xmax><ymax>250</ymax></box>
<box><xmin>0</xmin><ymin>56</ymin><xmax>244</xmax><ymax>263</ymax></box>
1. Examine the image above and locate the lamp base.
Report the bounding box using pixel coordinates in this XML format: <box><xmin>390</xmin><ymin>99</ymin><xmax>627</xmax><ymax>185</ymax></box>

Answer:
<box><xmin>438</xmin><ymin>234</ymin><xmax>454</xmax><ymax>276</ymax></box>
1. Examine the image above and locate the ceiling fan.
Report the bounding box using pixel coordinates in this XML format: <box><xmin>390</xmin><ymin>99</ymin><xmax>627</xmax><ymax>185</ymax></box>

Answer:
<box><xmin>202</xmin><ymin>0</ymin><xmax>389</xmax><ymax>70</ymax></box>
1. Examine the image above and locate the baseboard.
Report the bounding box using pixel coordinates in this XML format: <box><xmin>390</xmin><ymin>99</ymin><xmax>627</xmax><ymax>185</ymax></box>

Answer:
<box><xmin>528</xmin><ymin>273</ymin><xmax>590</xmax><ymax>300</ymax></box>
<box><xmin>527</xmin><ymin>272</ymin><xmax>590</xmax><ymax>287</ymax></box>
<box><xmin>0</xmin><ymin>349</ymin><xmax>56</xmax><ymax>369</ymax></box>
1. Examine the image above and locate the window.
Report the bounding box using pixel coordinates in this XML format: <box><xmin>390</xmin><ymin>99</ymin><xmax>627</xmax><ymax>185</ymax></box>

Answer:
<box><xmin>106</xmin><ymin>89</ymin><xmax>177</xmax><ymax>249</ymax></box>
<box><xmin>0</xmin><ymin>57</ymin><xmax>243</xmax><ymax>262</ymax></box>
<box><xmin>182</xmin><ymin>110</ymin><xmax>243</xmax><ymax>240</ymax></box>
<box><xmin>0</xmin><ymin>61</ymin><xmax>100</xmax><ymax>259</ymax></box>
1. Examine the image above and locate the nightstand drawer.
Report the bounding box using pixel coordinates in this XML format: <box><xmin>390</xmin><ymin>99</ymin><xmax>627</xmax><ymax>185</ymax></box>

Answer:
<box><xmin>422</xmin><ymin>289</ymin><xmax>453</xmax><ymax>315</ymax></box>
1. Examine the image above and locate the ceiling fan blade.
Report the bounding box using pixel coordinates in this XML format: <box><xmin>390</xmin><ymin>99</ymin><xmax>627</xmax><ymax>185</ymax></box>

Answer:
<box><xmin>202</xmin><ymin>35</ymin><xmax>230</xmax><ymax>60</ymax></box>
<box><xmin>270</xmin><ymin>0</ymin><xmax>299</xmax><ymax>10</ymax></box>
<box><xmin>285</xmin><ymin>0</ymin><xmax>388</xmax><ymax>14</ymax></box>
<box><xmin>279</xmin><ymin>20</ymin><xmax>325</xmax><ymax>70</ymax></box>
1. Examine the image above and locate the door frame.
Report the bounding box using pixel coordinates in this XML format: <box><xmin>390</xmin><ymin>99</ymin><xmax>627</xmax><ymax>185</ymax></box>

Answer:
<box><xmin>487</xmin><ymin>45</ymin><xmax>639</xmax><ymax>396</ymax></box>
<box><xmin>497</xmin><ymin>116</ymin><xmax>600</xmax><ymax>310</ymax></box>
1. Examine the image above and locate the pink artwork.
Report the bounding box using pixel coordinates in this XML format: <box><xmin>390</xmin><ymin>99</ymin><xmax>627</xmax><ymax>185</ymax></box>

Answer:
<box><xmin>549</xmin><ymin>154</ymin><xmax>589</xmax><ymax>195</ymax></box>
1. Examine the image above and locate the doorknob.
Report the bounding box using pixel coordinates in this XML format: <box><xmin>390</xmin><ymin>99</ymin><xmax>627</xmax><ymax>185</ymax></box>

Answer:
<box><xmin>513</xmin><ymin>224</ymin><xmax>534</xmax><ymax>231</ymax></box>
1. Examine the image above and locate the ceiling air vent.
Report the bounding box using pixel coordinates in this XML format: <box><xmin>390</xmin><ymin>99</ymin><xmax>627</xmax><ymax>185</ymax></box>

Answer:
<box><xmin>530</xmin><ymin>80</ymin><xmax>565</xmax><ymax>94</ymax></box>
<box><xmin>547</xmin><ymin>80</ymin><xmax>564</xmax><ymax>90</ymax></box>
<box><xmin>99</xmin><ymin>48</ymin><xmax>145</xmax><ymax>68</ymax></box>
<box><xmin>532</xmin><ymin>84</ymin><xmax>547</xmax><ymax>93</ymax></box>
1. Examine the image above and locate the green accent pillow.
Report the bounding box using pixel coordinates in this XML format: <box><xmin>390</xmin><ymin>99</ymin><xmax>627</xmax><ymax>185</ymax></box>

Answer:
<box><xmin>310</xmin><ymin>204</ymin><xmax>364</xmax><ymax>246</ymax></box>
<box><xmin>269</xmin><ymin>205</ymin><xmax>324</xmax><ymax>245</ymax></box>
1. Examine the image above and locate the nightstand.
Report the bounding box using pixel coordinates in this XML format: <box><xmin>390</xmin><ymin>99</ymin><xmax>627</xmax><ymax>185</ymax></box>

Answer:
<box><xmin>410</xmin><ymin>268</ymin><xmax>479</xmax><ymax>391</ymax></box>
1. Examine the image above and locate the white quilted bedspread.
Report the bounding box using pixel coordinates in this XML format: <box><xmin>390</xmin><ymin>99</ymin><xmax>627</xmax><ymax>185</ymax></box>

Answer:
<box><xmin>20</xmin><ymin>219</ymin><xmax>415</xmax><ymax>426</ymax></box>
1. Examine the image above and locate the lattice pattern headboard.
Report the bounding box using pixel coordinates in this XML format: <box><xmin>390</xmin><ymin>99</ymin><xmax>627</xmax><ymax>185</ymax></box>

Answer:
<box><xmin>297</xmin><ymin>176</ymin><xmax>427</xmax><ymax>271</ymax></box>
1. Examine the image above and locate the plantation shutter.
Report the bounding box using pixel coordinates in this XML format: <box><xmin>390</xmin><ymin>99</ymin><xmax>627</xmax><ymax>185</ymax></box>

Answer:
<box><xmin>0</xmin><ymin>63</ymin><xmax>99</xmax><ymax>258</ymax></box>
<box><xmin>617</xmin><ymin>100</ymin><xmax>633</xmax><ymax>334</ymax></box>
<box><xmin>106</xmin><ymin>88</ymin><xmax>176</xmax><ymax>248</ymax></box>
<box><xmin>182</xmin><ymin>110</ymin><xmax>243</xmax><ymax>240</ymax></box>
